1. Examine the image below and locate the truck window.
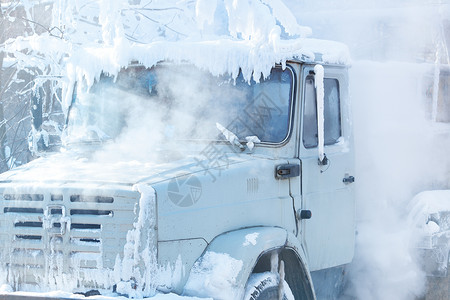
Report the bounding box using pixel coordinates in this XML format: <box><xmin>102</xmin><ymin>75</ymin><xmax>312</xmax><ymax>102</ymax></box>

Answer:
<box><xmin>238</xmin><ymin>69</ymin><xmax>293</xmax><ymax>143</ymax></box>
<box><xmin>303</xmin><ymin>76</ymin><xmax>342</xmax><ymax>148</ymax></box>
<box><xmin>67</xmin><ymin>65</ymin><xmax>294</xmax><ymax>145</ymax></box>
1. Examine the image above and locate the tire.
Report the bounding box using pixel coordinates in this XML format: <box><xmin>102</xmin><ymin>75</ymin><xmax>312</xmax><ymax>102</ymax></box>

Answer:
<box><xmin>244</xmin><ymin>272</ymin><xmax>295</xmax><ymax>300</ymax></box>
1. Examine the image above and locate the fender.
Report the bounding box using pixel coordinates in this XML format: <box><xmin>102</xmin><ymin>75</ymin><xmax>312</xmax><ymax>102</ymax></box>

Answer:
<box><xmin>183</xmin><ymin>226</ymin><xmax>313</xmax><ymax>300</ymax></box>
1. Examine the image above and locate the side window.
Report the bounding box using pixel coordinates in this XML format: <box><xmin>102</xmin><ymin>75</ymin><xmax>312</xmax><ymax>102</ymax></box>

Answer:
<box><xmin>302</xmin><ymin>76</ymin><xmax>342</xmax><ymax>148</ymax></box>
<box><xmin>303</xmin><ymin>77</ymin><xmax>317</xmax><ymax>148</ymax></box>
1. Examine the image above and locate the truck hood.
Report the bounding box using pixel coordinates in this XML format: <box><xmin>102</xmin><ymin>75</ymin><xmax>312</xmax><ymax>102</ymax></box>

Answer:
<box><xmin>0</xmin><ymin>148</ymin><xmax>254</xmax><ymax>186</ymax></box>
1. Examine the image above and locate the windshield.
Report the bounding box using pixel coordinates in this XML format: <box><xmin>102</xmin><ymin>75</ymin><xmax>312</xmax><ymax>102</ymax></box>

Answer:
<box><xmin>66</xmin><ymin>64</ymin><xmax>294</xmax><ymax>145</ymax></box>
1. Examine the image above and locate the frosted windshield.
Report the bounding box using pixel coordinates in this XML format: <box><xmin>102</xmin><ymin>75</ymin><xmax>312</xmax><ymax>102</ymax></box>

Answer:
<box><xmin>67</xmin><ymin>65</ymin><xmax>293</xmax><ymax>144</ymax></box>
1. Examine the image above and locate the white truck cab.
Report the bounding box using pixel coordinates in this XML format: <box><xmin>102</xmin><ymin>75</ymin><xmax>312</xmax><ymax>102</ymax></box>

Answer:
<box><xmin>0</xmin><ymin>55</ymin><xmax>355</xmax><ymax>300</ymax></box>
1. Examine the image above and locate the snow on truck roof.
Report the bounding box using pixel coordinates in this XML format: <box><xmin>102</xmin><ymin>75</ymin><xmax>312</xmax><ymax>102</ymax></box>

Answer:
<box><xmin>63</xmin><ymin>36</ymin><xmax>349</xmax><ymax>113</ymax></box>
<box><xmin>57</xmin><ymin>0</ymin><xmax>350</xmax><ymax>112</ymax></box>
<box><xmin>63</xmin><ymin>0</ymin><xmax>350</xmax><ymax>85</ymax></box>
<box><xmin>5</xmin><ymin>0</ymin><xmax>351</xmax><ymax>114</ymax></box>
<box><xmin>68</xmin><ymin>37</ymin><xmax>350</xmax><ymax>86</ymax></box>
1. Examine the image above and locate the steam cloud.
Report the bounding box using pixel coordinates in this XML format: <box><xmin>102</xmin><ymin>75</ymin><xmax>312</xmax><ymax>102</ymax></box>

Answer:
<box><xmin>285</xmin><ymin>1</ymin><xmax>450</xmax><ymax>299</ymax></box>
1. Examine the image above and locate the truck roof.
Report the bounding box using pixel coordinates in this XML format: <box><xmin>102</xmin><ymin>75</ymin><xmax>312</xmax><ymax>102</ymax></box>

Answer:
<box><xmin>68</xmin><ymin>37</ymin><xmax>350</xmax><ymax>90</ymax></box>
<box><xmin>283</xmin><ymin>38</ymin><xmax>351</xmax><ymax>66</ymax></box>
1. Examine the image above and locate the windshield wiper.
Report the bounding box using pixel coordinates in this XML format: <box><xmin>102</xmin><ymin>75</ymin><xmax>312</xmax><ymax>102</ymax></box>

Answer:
<box><xmin>216</xmin><ymin>123</ymin><xmax>245</xmax><ymax>151</ymax></box>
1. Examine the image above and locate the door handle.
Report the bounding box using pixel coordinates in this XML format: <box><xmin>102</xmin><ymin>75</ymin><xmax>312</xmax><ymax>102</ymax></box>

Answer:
<box><xmin>275</xmin><ymin>164</ymin><xmax>300</xmax><ymax>179</ymax></box>
<box><xmin>343</xmin><ymin>175</ymin><xmax>355</xmax><ymax>184</ymax></box>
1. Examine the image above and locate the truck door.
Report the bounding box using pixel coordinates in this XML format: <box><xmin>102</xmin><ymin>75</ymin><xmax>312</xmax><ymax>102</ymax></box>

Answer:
<box><xmin>297</xmin><ymin>65</ymin><xmax>355</xmax><ymax>271</ymax></box>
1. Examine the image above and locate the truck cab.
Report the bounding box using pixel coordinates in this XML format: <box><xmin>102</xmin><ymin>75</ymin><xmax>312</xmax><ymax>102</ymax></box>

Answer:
<box><xmin>0</xmin><ymin>56</ymin><xmax>355</xmax><ymax>299</ymax></box>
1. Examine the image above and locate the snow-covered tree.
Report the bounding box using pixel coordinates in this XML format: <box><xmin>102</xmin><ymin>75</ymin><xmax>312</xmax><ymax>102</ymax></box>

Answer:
<box><xmin>1</xmin><ymin>0</ymin><xmax>314</xmax><ymax>168</ymax></box>
<box><xmin>0</xmin><ymin>1</ymin><xmax>62</xmax><ymax>171</ymax></box>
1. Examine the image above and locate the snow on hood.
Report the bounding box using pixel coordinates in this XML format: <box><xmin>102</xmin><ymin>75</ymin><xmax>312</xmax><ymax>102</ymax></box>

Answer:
<box><xmin>0</xmin><ymin>148</ymin><xmax>252</xmax><ymax>187</ymax></box>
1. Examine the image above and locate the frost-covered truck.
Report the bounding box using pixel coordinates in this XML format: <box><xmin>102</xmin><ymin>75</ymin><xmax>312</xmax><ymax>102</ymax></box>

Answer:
<box><xmin>0</xmin><ymin>42</ymin><xmax>354</xmax><ymax>299</ymax></box>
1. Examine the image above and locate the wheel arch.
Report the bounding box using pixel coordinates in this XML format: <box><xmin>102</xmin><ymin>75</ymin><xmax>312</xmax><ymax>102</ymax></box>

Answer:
<box><xmin>183</xmin><ymin>227</ymin><xmax>315</xmax><ymax>300</ymax></box>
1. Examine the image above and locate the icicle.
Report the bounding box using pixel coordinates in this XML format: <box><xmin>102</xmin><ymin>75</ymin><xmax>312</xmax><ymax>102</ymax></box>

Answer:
<box><xmin>314</xmin><ymin>64</ymin><xmax>325</xmax><ymax>163</ymax></box>
<box><xmin>278</xmin><ymin>260</ymin><xmax>285</xmax><ymax>300</ymax></box>
<box><xmin>270</xmin><ymin>252</ymin><xmax>279</xmax><ymax>274</ymax></box>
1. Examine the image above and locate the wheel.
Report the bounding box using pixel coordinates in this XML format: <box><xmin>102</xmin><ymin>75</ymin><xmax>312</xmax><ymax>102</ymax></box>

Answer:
<box><xmin>244</xmin><ymin>272</ymin><xmax>295</xmax><ymax>300</ymax></box>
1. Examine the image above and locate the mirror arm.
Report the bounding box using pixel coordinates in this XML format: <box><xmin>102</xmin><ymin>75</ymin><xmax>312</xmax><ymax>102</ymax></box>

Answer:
<box><xmin>314</xmin><ymin>64</ymin><xmax>327</xmax><ymax>166</ymax></box>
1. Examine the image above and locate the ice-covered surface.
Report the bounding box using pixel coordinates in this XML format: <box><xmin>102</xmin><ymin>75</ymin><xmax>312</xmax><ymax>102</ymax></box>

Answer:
<box><xmin>0</xmin><ymin>146</ymin><xmax>251</xmax><ymax>185</ymax></box>
<box><xmin>314</xmin><ymin>64</ymin><xmax>325</xmax><ymax>163</ymax></box>
<box><xmin>65</xmin><ymin>36</ymin><xmax>349</xmax><ymax>94</ymax></box>
<box><xmin>244</xmin><ymin>136</ymin><xmax>261</xmax><ymax>151</ymax></box>
<box><xmin>408</xmin><ymin>193</ymin><xmax>450</xmax><ymax>278</ymax></box>
<box><xmin>2</xmin><ymin>0</ymin><xmax>350</xmax><ymax>116</ymax></box>
<box><xmin>243</xmin><ymin>232</ymin><xmax>260</xmax><ymax>246</ymax></box>
<box><xmin>184</xmin><ymin>251</ymin><xmax>243</xmax><ymax>300</ymax></box>
<box><xmin>111</xmin><ymin>184</ymin><xmax>185</xmax><ymax>297</ymax></box>
<box><xmin>114</xmin><ymin>184</ymin><xmax>158</xmax><ymax>298</ymax></box>
<box><xmin>409</xmin><ymin>190</ymin><xmax>450</xmax><ymax>238</ymax></box>
<box><xmin>215</xmin><ymin>123</ymin><xmax>244</xmax><ymax>151</ymax></box>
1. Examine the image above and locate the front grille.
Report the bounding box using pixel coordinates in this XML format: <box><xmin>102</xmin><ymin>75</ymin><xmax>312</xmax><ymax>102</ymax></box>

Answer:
<box><xmin>70</xmin><ymin>195</ymin><xmax>114</xmax><ymax>203</ymax></box>
<box><xmin>0</xmin><ymin>186</ymin><xmax>143</xmax><ymax>290</ymax></box>
<box><xmin>4</xmin><ymin>207</ymin><xmax>44</xmax><ymax>213</ymax></box>
<box><xmin>4</xmin><ymin>194</ymin><xmax>44</xmax><ymax>201</ymax></box>
<box><xmin>70</xmin><ymin>209</ymin><xmax>113</xmax><ymax>216</ymax></box>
